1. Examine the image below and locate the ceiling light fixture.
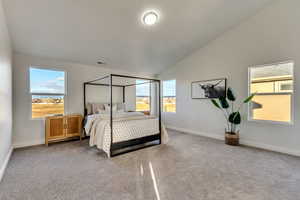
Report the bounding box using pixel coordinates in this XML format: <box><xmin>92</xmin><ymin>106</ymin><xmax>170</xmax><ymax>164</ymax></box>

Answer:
<box><xmin>97</xmin><ymin>60</ymin><xmax>105</xmax><ymax>65</ymax></box>
<box><xmin>142</xmin><ymin>11</ymin><xmax>159</xmax><ymax>26</ymax></box>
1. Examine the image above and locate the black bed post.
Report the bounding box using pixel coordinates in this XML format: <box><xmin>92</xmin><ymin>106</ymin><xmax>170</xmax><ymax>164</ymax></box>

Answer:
<box><xmin>158</xmin><ymin>80</ymin><xmax>162</xmax><ymax>144</ymax></box>
<box><xmin>83</xmin><ymin>83</ymin><xmax>87</xmax><ymax>116</ymax></box>
<box><xmin>110</xmin><ymin>74</ymin><xmax>113</xmax><ymax>156</ymax></box>
<box><xmin>122</xmin><ymin>86</ymin><xmax>125</xmax><ymax>103</ymax></box>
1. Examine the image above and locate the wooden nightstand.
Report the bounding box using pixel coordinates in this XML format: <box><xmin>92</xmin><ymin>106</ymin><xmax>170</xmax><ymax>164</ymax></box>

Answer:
<box><xmin>45</xmin><ymin>114</ymin><xmax>83</xmax><ymax>145</ymax></box>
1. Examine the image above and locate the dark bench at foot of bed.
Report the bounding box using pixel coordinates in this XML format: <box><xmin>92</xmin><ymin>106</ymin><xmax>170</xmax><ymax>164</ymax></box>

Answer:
<box><xmin>110</xmin><ymin>134</ymin><xmax>161</xmax><ymax>157</ymax></box>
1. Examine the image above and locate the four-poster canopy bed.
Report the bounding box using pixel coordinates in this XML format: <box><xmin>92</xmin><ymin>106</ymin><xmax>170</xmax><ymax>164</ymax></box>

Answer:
<box><xmin>83</xmin><ymin>74</ymin><xmax>167</xmax><ymax>157</ymax></box>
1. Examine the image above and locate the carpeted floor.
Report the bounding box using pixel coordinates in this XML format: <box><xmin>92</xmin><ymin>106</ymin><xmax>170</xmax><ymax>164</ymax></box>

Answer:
<box><xmin>1</xmin><ymin>130</ymin><xmax>300</xmax><ymax>200</ymax></box>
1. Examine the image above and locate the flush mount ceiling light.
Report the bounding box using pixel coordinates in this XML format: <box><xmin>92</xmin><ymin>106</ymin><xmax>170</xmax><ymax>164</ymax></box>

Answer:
<box><xmin>97</xmin><ymin>60</ymin><xmax>106</xmax><ymax>65</ymax></box>
<box><xmin>142</xmin><ymin>11</ymin><xmax>159</xmax><ymax>26</ymax></box>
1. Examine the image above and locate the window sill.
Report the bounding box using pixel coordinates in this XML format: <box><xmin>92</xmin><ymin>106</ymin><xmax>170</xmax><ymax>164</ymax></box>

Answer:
<box><xmin>30</xmin><ymin>117</ymin><xmax>46</xmax><ymax>121</ymax></box>
<box><xmin>31</xmin><ymin>114</ymin><xmax>64</xmax><ymax>120</ymax></box>
<box><xmin>247</xmin><ymin>118</ymin><xmax>293</xmax><ymax>126</ymax></box>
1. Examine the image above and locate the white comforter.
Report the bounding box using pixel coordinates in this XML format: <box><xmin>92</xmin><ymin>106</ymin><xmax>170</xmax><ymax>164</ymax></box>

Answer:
<box><xmin>85</xmin><ymin>112</ymin><xmax>168</xmax><ymax>157</ymax></box>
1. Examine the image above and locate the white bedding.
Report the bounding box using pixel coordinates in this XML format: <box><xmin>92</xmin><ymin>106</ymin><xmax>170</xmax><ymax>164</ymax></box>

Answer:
<box><xmin>85</xmin><ymin>111</ymin><xmax>168</xmax><ymax>157</ymax></box>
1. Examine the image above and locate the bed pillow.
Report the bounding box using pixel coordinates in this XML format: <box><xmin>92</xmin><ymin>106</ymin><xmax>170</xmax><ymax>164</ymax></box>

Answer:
<box><xmin>104</xmin><ymin>103</ymin><xmax>117</xmax><ymax>112</ymax></box>
<box><xmin>117</xmin><ymin>103</ymin><xmax>125</xmax><ymax>111</ymax></box>
<box><xmin>86</xmin><ymin>103</ymin><xmax>93</xmax><ymax>115</ymax></box>
<box><xmin>92</xmin><ymin>103</ymin><xmax>105</xmax><ymax>114</ymax></box>
<box><xmin>97</xmin><ymin>109</ymin><xmax>108</xmax><ymax>114</ymax></box>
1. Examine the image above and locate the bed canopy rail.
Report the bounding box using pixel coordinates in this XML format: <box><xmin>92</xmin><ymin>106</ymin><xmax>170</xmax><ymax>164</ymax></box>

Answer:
<box><xmin>83</xmin><ymin>74</ymin><xmax>161</xmax><ymax>157</ymax></box>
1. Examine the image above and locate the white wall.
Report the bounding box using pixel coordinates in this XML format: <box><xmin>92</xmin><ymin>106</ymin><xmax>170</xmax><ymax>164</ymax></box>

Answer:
<box><xmin>86</xmin><ymin>85</ymin><xmax>123</xmax><ymax>104</ymax></box>
<box><xmin>159</xmin><ymin>0</ymin><xmax>300</xmax><ymax>155</ymax></box>
<box><xmin>0</xmin><ymin>0</ymin><xmax>12</xmax><ymax>181</ymax></box>
<box><xmin>13</xmin><ymin>53</ymin><xmax>151</xmax><ymax>148</ymax></box>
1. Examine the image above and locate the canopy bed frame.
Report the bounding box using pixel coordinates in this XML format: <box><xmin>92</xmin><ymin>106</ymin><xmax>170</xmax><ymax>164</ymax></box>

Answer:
<box><xmin>83</xmin><ymin>74</ymin><xmax>162</xmax><ymax>157</ymax></box>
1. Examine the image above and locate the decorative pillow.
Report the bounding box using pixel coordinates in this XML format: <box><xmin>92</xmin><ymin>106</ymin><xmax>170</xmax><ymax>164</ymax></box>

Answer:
<box><xmin>104</xmin><ymin>103</ymin><xmax>117</xmax><ymax>112</ymax></box>
<box><xmin>117</xmin><ymin>103</ymin><xmax>125</xmax><ymax>111</ymax></box>
<box><xmin>97</xmin><ymin>109</ymin><xmax>108</xmax><ymax>114</ymax></box>
<box><xmin>86</xmin><ymin>103</ymin><xmax>93</xmax><ymax>115</ymax></box>
<box><xmin>104</xmin><ymin>103</ymin><xmax>109</xmax><ymax>111</ymax></box>
<box><xmin>112</xmin><ymin>104</ymin><xmax>117</xmax><ymax>112</ymax></box>
<box><xmin>92</xmin><ymin>103</ymin><xmax>105</xmax><ymax>114</ymax></box>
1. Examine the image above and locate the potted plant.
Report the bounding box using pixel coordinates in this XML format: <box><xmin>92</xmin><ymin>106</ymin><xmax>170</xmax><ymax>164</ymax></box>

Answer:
<box><xmin>211</xmin><ymin>87</ymin><xmax>255</xmax><ymax>146</ymax></box>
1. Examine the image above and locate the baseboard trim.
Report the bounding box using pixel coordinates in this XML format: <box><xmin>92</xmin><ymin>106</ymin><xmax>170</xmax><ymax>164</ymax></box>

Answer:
<box><xmin>167</xmin><ymin>126</ymin><xmax>224</xmax><ymax>141</ymax></box>
<box><xmin>239</xmin><ymin>140</ymin><xmax>300</xmax><ymax>157</ymax></box>
<box><xmin>0</xmin><ymin>146</ymin><xmax>13</xmax><ymax>182</ymax></box>
<box><xmin>167</xmin><ymin>126</ymin><xmax>300</xmax><ymax>157</ymax></box>
<box><xmin>13</xmin><ymin>140</ymin><xmax>44</xmax><ymax>149</ymax></box>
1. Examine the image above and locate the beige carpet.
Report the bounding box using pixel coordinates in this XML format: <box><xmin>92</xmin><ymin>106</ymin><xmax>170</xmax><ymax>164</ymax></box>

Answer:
<box><xmin>1</xmin><ymin>130</ymin><xmax>300</xmax><ymax>200</ymax></box>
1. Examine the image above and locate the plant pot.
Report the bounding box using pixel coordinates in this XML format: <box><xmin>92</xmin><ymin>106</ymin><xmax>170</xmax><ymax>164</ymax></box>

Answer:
<box><xmin>225</xmin><ymin>132</ymin><xmax>239</xmax><ymax>146</ymax></box>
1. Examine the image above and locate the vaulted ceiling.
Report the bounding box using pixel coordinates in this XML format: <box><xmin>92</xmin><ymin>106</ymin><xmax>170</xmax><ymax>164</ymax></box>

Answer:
<box><xmin>3</xmin><ymin>0</ymin><xmax>274</xmax><ymax>74</ymax></box>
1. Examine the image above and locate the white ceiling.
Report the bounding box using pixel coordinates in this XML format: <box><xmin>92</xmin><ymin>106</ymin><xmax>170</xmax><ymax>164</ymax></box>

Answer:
<box><xmin>3</xmin><ymin>0</ymin><xmax>274</xmax><ymax>74</ymax></box>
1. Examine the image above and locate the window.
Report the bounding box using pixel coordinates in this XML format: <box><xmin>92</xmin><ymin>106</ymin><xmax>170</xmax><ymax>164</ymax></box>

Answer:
<box><xmin>163</xmin><ymin>80</ymin><xmax>176</xmax><ymax>113</ymax></box>
<box><xmin>136</xmin><ymin>80</ymin><xmax>150</xmax><ymax>111</ymax></box>
<box><xmin>248</xmin><ymin>61</ymin><xmax>294</xmax><ymax>123</ymax></box>
<box><xmin>30</xmin><ymin>67</ymin><xmax>65</xmax><ymax>119</ymax></box>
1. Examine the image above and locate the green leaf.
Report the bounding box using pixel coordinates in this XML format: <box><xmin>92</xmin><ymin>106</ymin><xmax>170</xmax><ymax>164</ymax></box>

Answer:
<box><xmin>243</xmin><ymin>93</ymin><xmax>256</xmax><ymax>103</ymax></box>
<box><xmin>229</xmin><ymin>112</ymin><xmax>241</xmax><ymax>125</ymax></box>
<box><xmin>227</xmin><ymin>87</ymin><xmax>236</xmax><ymax>101</ymax></box>
<box><xmin>211</xmin><ymin>99</ymin><xmax>221</xmax><ymax>109</ymax></box>
<box><xmin>219</xmin><ymin>96</ymin><xmax>229</xmax><ymax>109</ymax></box>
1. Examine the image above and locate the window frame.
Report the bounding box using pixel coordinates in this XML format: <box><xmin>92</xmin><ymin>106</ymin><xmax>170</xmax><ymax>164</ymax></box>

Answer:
<box><xmin>162</xmin><ymin>79</ymin><xmax>176</xmax><ymax>113</ymax></box>
<box><xmin>28</xmin><ymin>67</ymin><xmax>67</xmax><ymax>120</ymax></box>
<box><xmin>247</xmin><ymin>61</ymin><xmax>294</xmax><ymax>125</ymax></box>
